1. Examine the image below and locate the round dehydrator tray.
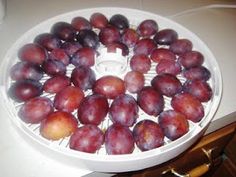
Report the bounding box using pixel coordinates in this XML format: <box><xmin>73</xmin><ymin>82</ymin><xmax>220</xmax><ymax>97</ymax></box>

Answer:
<box><xmin>0</xmin><ymin>7</ymin><xmax>222</xmax><ymax>172</ymax></box>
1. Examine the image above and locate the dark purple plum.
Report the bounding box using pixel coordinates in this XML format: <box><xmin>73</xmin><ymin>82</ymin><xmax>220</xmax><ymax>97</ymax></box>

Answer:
<box><xmin>10</xmin><ymin>61</ymin><xmax>43</xmax><ymax>81</ymax></box>
<box><xmin>182</xmin><ymin>66</ymin><xmax>211</xmax><ymax>81</ymax></box>
<box><xmin>183</xmin><ymin>80</ymin><xmax>212</xmax><ymax>102</ymax></box>
<box><xmin>137</xmin><ymin>19</ymin><xmax>158</xmax><ymax>38</ymax></box>
<box><xmin>18</xmin><ymin>97</ymin><xmax>53</xmax><ymax>124</ymax></box>
<box><xmin>105</xmin><ymin>123</ymin><xmax>134</xmax><ymax>155</ymax></box>
<box><xmin>151</xmin><ymin>74</ymin><xmax>182</xmax><ymax>97</ymax></box>
<box><xmin>34</xmin><ymin>33</ymin><xmax>61</xmax><ymax>51</ymax></box>
<box><xmin>77</xmin><ymin>94</ymin><xmax>109</xmax><ymax>125</ymax></box>
<box><xmin>178</xmin><ymin>51</ymin><xmax>204</xmax><ymax>69</ymax></box>
<box><xmin>18</xmin><ymin>43</ymin><xmax>48</xmax><ymax>65</ymax></box>
<box><xmin>69</xmin><ymin>125</ymin><xmax>104</xmax><ymax>153</ymax></box>
<box><xmin>51</xmin><ymin>22</ymin><xmax>76</xmax><ymax>41</ymax></box>
<box><xmin>77</xmin><ymin>29</ymin><xmax>99</xmax><ymax>49</ymax></box>
<box><xmin>169</xmin><ymin>39</ymin><xmax>193</xmax><ymax>55</ymax></box>
<box><xmin>109</xmin><ymin>94</ymin><xmax>139</xmax><ymax>127</ymax></box>
<box><xmin>137</xmin><ymin>86</ymin><xmax>164</xmax><ymax>116</ymax></box>
<box><xmin>133</xmin><ymin>120</ymin><xmax>164</xmax><ymax>151</ymax></box>
<box><xmin>71</xmin><ymin>47</ymin><xmax>95</xmax><ymax>67</ymax></box>
<box><xmin>60</xmin><ymin>41</ymin><xmax>82</xmax><ymax>57</ymax></box>
<box><xmin>8</xmin><ymin>79</ymin><xmax>42</xmax><ymax>102</ymax></box>
<box><xmin>109</xmin><ymin>14</ymin><xmax>129</xmax><ymax>31</ymax></box>
<box><xmin>153</xmin><ymin>29</ymin><xmax>178</xmax><ymax>45</ymax></box>
<box><xmin>159</xmin><ymin>110</ymin><xmax>189</xmax><ymax>141</ymax></box>
<box><xmin>42</xmin><ymin>59</ymin><xmax>66</xmax><ymax>76</ymax></box>
<box><xmin>71</xmin><ymin>66</ymin><xmax>96</xmax><ymax>91</ymax></box>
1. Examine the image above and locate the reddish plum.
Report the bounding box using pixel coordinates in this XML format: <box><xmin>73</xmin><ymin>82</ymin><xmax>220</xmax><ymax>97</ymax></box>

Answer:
<box><xmin>150</xmin><ymin>48</ymin><xmax>176</xmax><ymax>63</ymax></box>
<box><xmin>49</xmin><ymin>48</ymin><xmax>70</xmax><ymax>65</ymax></box>
<box><xmin>93</xmin><ymin>75</ymin><xmax>125</xmax><ymax>99</ymax></box>
<box><xmin>182</xmin><ymin>66</ymin><xmax>211</xmax><ymax>81</ymax></box>
<box><xmin>54</xmin><ymin>86</ymin><xmax>84</xmax><ymax>113</ymax></box>
<box><xmin>40</xmin><ymin>111</ymin><xmax>78</xmax><ymax>140</ymax></box>
<box><xmin>18</xmin><ymin>43</ymin><xmax>48</xmax><ymax>65</ymax></box>
<box><xmin>121</xmin><ymin>28</ymin><xmax>139</xmax><ymax>48</ymax></box>
<box><xmin>77</xmin><ymin>94</ymin><xmax>109</xmax><ymax>125</ymax></box>
<box><xmin>71</xmin><ymin>47</ymin><xmax>95</xmax><ymax>67</ymax></box>
<box><xmin>133</xmin><ymin>120</ymin><xmax>164</xmax><ymax>151</ymax></box>
<box><xmin>169</xmin><ymin>39</ymin><xmax>193</xmax><ymax>55</ymax></box>
<box><xmin>105</xmin><ymin>123</ymin><xmax>134</xmax><ymax>155</ymax></box>
<box><xmin>159</xmin><ymin>110</ymin><xmax>189</xmax><ymax>141</ymax></box>
<box><xmin>18</xmin><ymin>97</ymin><xmax>53</xmax><ymax>124</ymax></box>
<box><xmin>69</xmin><ymin>125</ymin><xmax>104</xmax><ymax>153</ymax></box>
<box><xmin>42</xmin><ymin>59</ymin><xmax>66</xmax><ymax>76</ymax></box>
<box><xmin>124</xmin><ymin>71</ymin><xmax>145</xmax><ymax>93</ymax></box>
<box><xmin>109</xmin><ymin>94</ymin><xmax>139</xmax><ymax>127</ymax></box>
<box><xmin>156</xmin><ymin>59</ymin><xmax>182</xmax><ymax>76</ymax></box>
<box><xmin>71</xmin><ymin>66</ymin><xmax>96</xmax><ymax>91</ymax></box>
<box><xmin>151</xmin><ymin>74</ymin><xmax>182</xmax><ymax>97</ymax></box>
<box><xmin>130</xmin><ymin>54</ymin><xmax>151</xmax><ymax>73</ymax></box>
<box><xmin>137</xmin><ymin>86</ymin><xmax>164</xmax><ymax>116</ymax></box>
<box><xmin>34</xmin><ymin>33</ymin><xmax>61</xmax><ymax>51</ymax></box>
<box><xmin>51</xmin><ymin>22</ymin><xmax>76</xmax><ymax>41</ymax></box>
<box><xmin>61</xmin><ymin>41</ymin><xmax>82</xmax><ymax>57</ymax></box>
<box><xmin>178</xmin><ymin>51</ymin><xmax>204</xmax><ymax>69</ymax></box>
<box><xmin>171</xmin><ymin>93</ymin><xmax>204</xmax><ymax>123</ymax></box>
<box><xmin>99</xmin><ymin>26</ymin><xmax>120</xmax><ymax>45</ymax></box>
<box><xmin>71</xmin><ymin>16</ymin><xmax>92</xmax><ymax>31</ymax></box>
<box><xmin>133</xmin><ymin>38</ymin><xmax>156</xmax><ymax>55</ymax></box>
<box><xmin>90</xmin><ymin>12</ymin><xmax>108</xmax><ymax>29</ymax></box>
<box><xmin>137</xmin><ymin>19</ymin><xmax>158</xmax><ymax>37</ymax></box>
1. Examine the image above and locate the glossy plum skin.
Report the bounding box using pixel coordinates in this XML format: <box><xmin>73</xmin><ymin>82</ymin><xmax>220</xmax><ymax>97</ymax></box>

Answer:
<box><xmin>49</xmin><ymin>48</ymin><xmax>70</xmax><ymax>66</ymax></box>
<box><xmin>61</xmin><ymin>41</ymin><xmax>82</xmax><ymax>57</ymax></box>
<box><xmin>10</xmin><ymin>61</ymin><xmax>43</xmax><ymax>81</ymax></box>
<box><xmin>109</xmin><ymin>94</ymin><xmax>139</xmax><ymax>127</ymax></box>
<box><xmin>71</xmin><ymin>66</ymin><xmax>96</xmax><ymax>91</ymax></box>
<box><xmin>137</xmin><ymin>86</ymin><xmax>164</xmax><ymax>116</ymax></box>
<box><xmin>159</xmin><ymin>110</ymin><xmax>189</xmax><ymax>141</ymax></box>
<box><xmin>133</xmin><ymin>38</ymin><xmax>156</xmax><ymax>56</ymax></box>
<box><xmin>109</xmin><ymin>14</ymin><xmax>129</xmax><ymax>31</ymax></box>
<box><xmin>183</xmin><ymin>80</ymin><xmax>212</xmax><ymax>102</ymax></box>
<box><xmin>137</xmin><ymin>19</ymin><xmax>158</xmax><ymax>38</ymax></box>
<box><xmin>40</xmin><ymin>111</ymin><xmax>78</xmax><ymax>140</ymax></box>
<box><xmin>43</xmin><ymin>75</ymin><xmax>71</xmax><ymax>94</ymax></box>
<box><xmin>151</xmin><ymin>74</ymin><xmax>182</xmax><ymax>97</ymax></box>
<box><xmin>18</xmin><ymin>97</ymin><xmax>53</xmax><ymax>124</ymax></box>
<box><xmin>121</xmin><ymin>28</ymin><xmax>139</xmax><ymax>48</ymax></box>
<box><xmin>93</xmin><ymin>75</ymin><xmax>125</xmax><ymax>99</ymax></box>
<box><xmin>171</xmin><ymin>93</ymin><xmax>204</xmax><ymax>123</ymax></box>
<box><xmin>133</xmin><ymin>120</ymin><xmax>164</xmax><ymax>151</ymax></box>
<box><xmin>90</xmin><ymin>12</ymin><xmax>108</xmax><ymax>29</ymax></box>
<box><xmin>182</xmin><ymin>66</ymin><xmax>211</xmax><ymax>81</ymax></box>
<box><xmin>8</xmin><ymin>79</ymin><xmax>42</xmax><ymax>102</ymax></box>
<box><xmin>130</xmin><ymin>54</ymin><xmax>151</xmax><ymax>73</ymax></box>
<box><xmin>99</xmin><ymin>26</ymin><xmax>120</xmax><ymax>45</ymax></box>
<box><xmin>153</xmin><ymin>29</ymin><xmax>178</xmax><ymax>45</ymax></box>
<box><xmin>42</xmin><ymin>59</ymin><xmax>66</xmax><ymax>76</ymax></box>
<box><xmin>69</xmin><ymin>125</ymin><xmax>104</xmax><ymax>153</ymax></box>
<box><xmin>54</xmin><ymin>86</ymin><xmax>84</xmax><ymax>113</ymax></box>
<box><xmin>18</xmin><ymin>43</ymin><xmax>48</xmax><ymax>65</ymax></box>
<box><xmin>51</xmin><ymin>22</ymin><xmax>76</xmax><ymax>41</ymax></box>
<box><xmin>156</xmin><ymin>59</ymin><xmax>182</xmax><ymax>76</ymax></box>
<box><xmin>105</xmin><ymin>123</ymin><xmax>135</xmax><ymax>155</ymax></box>
<box><xmin>150</xmin><ymin>48</ymin><xmax>176</xmax><ymax>63</ymax></box>
<box><xmin>77</xmin><ymin>29</ymin><xmax>99</xmax><ymax>49</ymax></box>
<box><xmin>71</xmin><ymin>16</ymin><xmax>92</xmax><ymax>31</ymax></box>
<box><xmin>77</xmin><ymin>94</ymin><xmax>109</xmax><ymax>125</ymax></box>
<box><xmin>169</xmin><ymin>39</ymin><xmax>193</xmax><ymax>55</ymax></box>
<box><xmin>124</xmin><ymin>71</ymin><xmax>145</xmax><ymax>93</ymax></box>
<box><xmin>71</xmin><ymin>47</ymin><xmax>95</xmax><ymax>67</ymax></box>
<box><xmin>34</xmin><ymin>33</ymin><xmax>61</xmax><ymax>51</ymax></box>
<box><xmin>178</xmin><ymin>51</ymin><xmax>204</xmax><ymax>69</ymax></box>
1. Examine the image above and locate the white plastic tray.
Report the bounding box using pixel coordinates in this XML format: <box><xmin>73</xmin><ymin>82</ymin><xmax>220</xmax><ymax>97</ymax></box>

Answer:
<box><xmin>0</xmin><ymin>7</ymin><xmax>222</xmax><ymax>172</ymax></box>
